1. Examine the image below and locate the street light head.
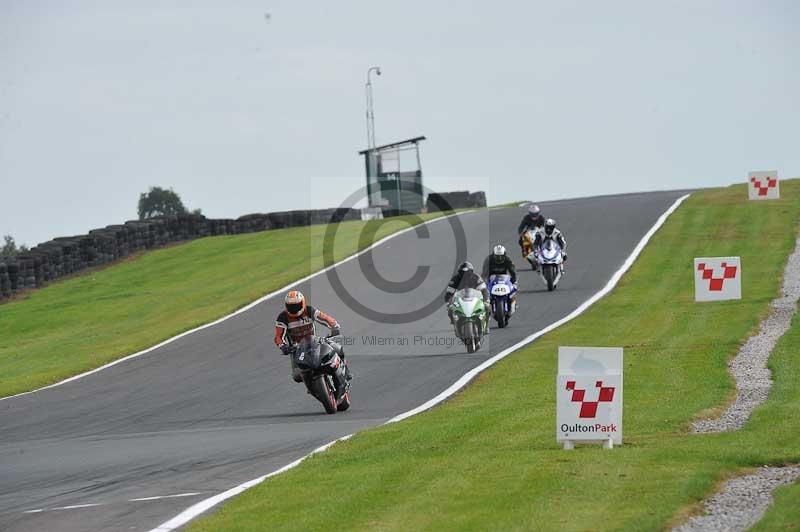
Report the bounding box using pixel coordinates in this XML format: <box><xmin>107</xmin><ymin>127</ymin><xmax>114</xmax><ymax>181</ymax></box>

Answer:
<box><xmin>376</xmin><ymin>67</ymin><xmax>382</xmax><ymax>76</ymax></box>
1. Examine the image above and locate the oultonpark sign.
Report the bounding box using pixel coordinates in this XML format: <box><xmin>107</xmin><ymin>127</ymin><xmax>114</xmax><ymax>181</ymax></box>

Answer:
<box><xmin>556</xmin><ymin>347</ymin><xmax>623</xmax><ymax>450</ymax></box>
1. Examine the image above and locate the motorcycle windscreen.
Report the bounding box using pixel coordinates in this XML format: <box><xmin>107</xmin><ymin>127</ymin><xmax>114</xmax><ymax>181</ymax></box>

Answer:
<box><xmin>541</xmin><ymin>240</ymin><xmax>561</xmax><ymax>261</ymax></box>
<box><xmin>456</xmin><ymin>288</ymin><xmax>482</xmax><ymax>316</ymax></box>
<box><xmin>293</xmin><ymin>337</ymin><xmax>322</xmax><ymax>370</ymax></box>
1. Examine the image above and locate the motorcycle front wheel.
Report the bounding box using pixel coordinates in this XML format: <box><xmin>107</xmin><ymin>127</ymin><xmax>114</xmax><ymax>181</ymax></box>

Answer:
<box><xmin>466</xmin><ymin>337</ymin><xmax>478</xmax><ymax>354</ymax></box>
<box><xmin>494</xmin><ymin>301</ymin><xmax>507</xmax><ymax>328</ymax></box>
<box><xmin>466</xmin><ymin>322</ymin><xmax>482</xmax><ymax>353</ymax></box>
<box><xmin>310</xmin><ymin>376</ymin><xmax>337</xmax><ymax>414</ymax></box>
<box><xmin>544</xmin><ymin>265</ymin><xmax>556</xmax><ymax>291</ymax></box>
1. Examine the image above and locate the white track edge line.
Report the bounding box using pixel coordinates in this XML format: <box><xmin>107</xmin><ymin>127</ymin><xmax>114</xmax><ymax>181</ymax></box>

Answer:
<box><xmin>130</xmin><ymin>493</ymin><xmax>204</xmax><ymax>502</ymax></box>
<box><xmin>51</xmin><ymin>503</ymin><xmax>102</xmax><ymax>511</ymax></box>
<box><xmin>149</xmin><ymin>193</ymin><xmax>691</xmax><ymax>532</ymax></box>
<box><xmin>0</xmin><ymin>211</ymin><xmax>472</xmax><ymax>402</ymax></box>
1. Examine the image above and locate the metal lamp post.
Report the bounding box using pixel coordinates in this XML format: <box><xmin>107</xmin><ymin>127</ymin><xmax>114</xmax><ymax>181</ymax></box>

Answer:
<box><xmin>365</xmin><ymin>66</ymin><xmax>381</xmax><ymax>151</ymax></box>
<box><xmin>365</xmin><ymin>66</ymin><xmax>381</xmax><ymax>207</ymax></box>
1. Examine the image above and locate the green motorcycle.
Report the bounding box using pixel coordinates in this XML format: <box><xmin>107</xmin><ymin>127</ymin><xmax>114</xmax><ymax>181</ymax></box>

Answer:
<box><xmin>452</xmin><ymin>288</ymin><xmax>489</xmax><ymax>353</ymax></box>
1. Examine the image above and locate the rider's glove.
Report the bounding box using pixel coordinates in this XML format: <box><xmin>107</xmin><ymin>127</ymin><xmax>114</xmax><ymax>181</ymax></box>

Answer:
<box><xmin>330</xmin><ymin>326</ymin><xmax>341</xmax><ymax>337</ymax></box>
<box><xmin>562</xmin><ymin>252</ymin><xmax>568</xmax><ymax>261</ymax></box>
<box><xmin>279</xmin><ymin>344</ymin><xmax>291</xmax><ymax>356</ymax></box>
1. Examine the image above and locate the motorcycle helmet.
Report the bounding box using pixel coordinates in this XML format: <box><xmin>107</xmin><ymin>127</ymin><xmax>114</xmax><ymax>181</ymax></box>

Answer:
<box><xmin>544</xmin><ymin>218</ymin><xmax>556</xmax><ymax>236</ymax></box>
<box><xmin>528</xmin><ymin>204</ymin><xmax>541</xmax><ymax>216</ymax></box>
<box><xmin>458</xmin><ymin>262</ymin><xmax>474</xmax><ymax>273</ymax></box>
<box><xmin>493</xmin><ymin>244</ymin><xmax>506</xmax><ymax>260</ymax></box>
<box><xmin>284</xmin><ymin>290</ymin><xmax>306</xmax><ymax>318</ymax></box>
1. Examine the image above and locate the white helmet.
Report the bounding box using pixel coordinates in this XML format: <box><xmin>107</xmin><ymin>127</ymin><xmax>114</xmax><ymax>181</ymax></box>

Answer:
<box><xmin>528</xmin><ymin>204</ymin><xmax>540</xmax><ymax>215</ymax></box>
<box><xmin>493</xmin><ymin>244</ymin><xmax>506</xmax><ymax>256</ymax></box>
<box><xmin>544</xmin><ymin>218</ymin><xmax>556</xmax><ymax>236</ymax></box>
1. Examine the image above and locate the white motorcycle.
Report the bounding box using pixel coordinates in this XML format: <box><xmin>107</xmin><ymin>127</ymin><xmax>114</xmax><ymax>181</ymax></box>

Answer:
<box><xmin>536</xmin><ymin>238</ymin><xmax>564</xmax><ymax>291</ymax></box>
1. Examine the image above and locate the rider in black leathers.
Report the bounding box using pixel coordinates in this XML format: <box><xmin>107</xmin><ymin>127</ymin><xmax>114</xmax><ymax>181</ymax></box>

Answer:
<box><xmin>518</xmin><ymin>204</ymin><xmax>545</xmax><ymax>243</ymax></box>
<box><xmin>482</xmin><ymin>245</ymin><xmax>517</xmax><ymax>284</ymax></box>
<box><xmin>482</xmin><ymin>245</ymin><xmax>518</xmax><ymax>316</ymax></box>
<box><xmin>444</xmin><ymin>262</ymin><xmax>491</xmax><ymax>325</ymax></box>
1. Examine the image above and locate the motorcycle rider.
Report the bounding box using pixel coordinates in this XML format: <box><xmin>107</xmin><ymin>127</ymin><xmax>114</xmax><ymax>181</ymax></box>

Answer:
<box><xmin>274</xmin><ymin>290</ymin><xmax>352</xmax><ymax>383</ymax></box>
<box><xmin>518</xmin><ymin>204</ymin><xmax>545</xmax><ymax>241</ymax></box>
<box><xmin>444</xmin><ymin>262</ymin><xmax>491</xmax><ymax>331</ymax></box>
<box><xmin>518</xmin><ymin>204</ymin><xmax>545</xmax><ymax>269</ymax></box>
<box><xmin>533</xmin><ymin>218</ymin><xmax>568</xmax><ymax>271</ymax></box>
<box><xmin>481</xmin><ymin>244</ymin><xmax>518</xmax><ymax>316</ymax></box>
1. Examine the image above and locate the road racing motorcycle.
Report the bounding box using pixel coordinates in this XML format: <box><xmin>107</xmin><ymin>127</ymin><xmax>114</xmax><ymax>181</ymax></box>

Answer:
<box><xmin>487</xmin><ymin>274</ymin><xmax>517</xmax><ymax>328</ymax></box>
<box><xmin>452</xmin><ymin>288</ymin><xmax>488</xmax><ymax>353</ymax></box>
<box><xmin>536</xmin><ymin>238</ymin><xmax>564</xmax><ymax>292</ymax></box>
<box><xmin>290</xmin><ymin>335</ymin><xmax>351</xmax><ymax>414</ymax></box>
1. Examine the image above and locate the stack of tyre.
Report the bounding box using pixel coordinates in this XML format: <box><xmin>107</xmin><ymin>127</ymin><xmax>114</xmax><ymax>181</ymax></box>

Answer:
<box><xmin>0</xmin><ymin>262</ymin><xmax>10</xmax><ymax>299</ymax></box>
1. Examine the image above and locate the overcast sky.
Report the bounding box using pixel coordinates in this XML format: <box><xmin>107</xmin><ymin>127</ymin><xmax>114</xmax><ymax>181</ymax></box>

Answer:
<box><xmin>1</xmin><ymin>1</ymin><xmax>798</xmax><ymax>247</ymax></box>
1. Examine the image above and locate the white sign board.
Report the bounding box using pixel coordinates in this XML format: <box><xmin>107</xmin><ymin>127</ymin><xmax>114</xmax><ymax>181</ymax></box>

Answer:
<box><xmin>694</xmin><ymin>257</ymin><xmax>742</xmax><ymax>302</ymax></box>
<box><xmin>748</xmin><ymin>171</ymin><xmax>780</xmax><ymax>200</ymax></box>
<box><xmin>557</xmin><ymin>347</ymin><xmax>623</xmax><ymax>449</ymax></box>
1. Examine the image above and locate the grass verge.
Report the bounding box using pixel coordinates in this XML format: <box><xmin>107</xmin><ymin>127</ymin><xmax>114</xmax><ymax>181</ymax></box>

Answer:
<box><xmin>190</xmin><ymin>180</ymin><xmax>800</xmax><ymax>531</ymax></box>
<box><xmin>0</xmin><ymin>212</ymin><xmax>453</xmax><ymax>398</ymax></box>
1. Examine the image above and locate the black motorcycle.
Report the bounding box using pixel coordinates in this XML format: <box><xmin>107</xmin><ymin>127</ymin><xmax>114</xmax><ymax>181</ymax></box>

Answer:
<box><xmin>291</xmin><ymin>335</ymin><xmax>351</xmax><ymax>414</ymax></box>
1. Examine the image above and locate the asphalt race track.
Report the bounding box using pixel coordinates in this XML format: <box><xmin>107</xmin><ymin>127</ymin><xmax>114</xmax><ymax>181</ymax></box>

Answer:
<box><xmin>0</xmin><ymin>191</ymin><xmax>687</xmax><ymax>532</ymax></box>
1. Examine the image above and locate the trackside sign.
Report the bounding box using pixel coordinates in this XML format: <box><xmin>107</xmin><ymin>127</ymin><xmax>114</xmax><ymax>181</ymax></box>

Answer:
<box><xmin>748</xmin><ymin>170</ymin><xmax>780</xmax><ymax>200</ymax></box>
<box><xmin>694</xmin><ymin>257</ymin><xmax>742</xmax><ymax>302</ymax></box>
<box><xmin>557</xmin><ymin>347</ymin><xmax>623</xmax><ymax>449</ymax></box>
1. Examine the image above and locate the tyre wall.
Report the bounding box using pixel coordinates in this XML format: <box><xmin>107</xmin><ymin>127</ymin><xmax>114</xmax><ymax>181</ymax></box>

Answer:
<box><xmin>0</xmin><ymin>191</ymin><xmax>486</xmax><ymax>300</ymax></box>
<box><xmin>426</xmin><ymin>191</ymin><xmax>487</xmax><ymax>212</ymax></box>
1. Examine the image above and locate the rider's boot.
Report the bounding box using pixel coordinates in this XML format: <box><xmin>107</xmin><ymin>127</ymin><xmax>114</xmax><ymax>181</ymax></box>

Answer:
<box><xmin>510</xmin><ymin>297</ymin><xmax>517</xmax><ymax>316</ymax></box>
<box><xmin>338</xmin><ymin>348</ymin><xmax>353</xmax><ymax>381</ymax></box>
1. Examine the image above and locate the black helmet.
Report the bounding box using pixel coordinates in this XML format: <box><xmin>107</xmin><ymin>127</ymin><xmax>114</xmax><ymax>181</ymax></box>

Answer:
<box><xmin>544</xmin><ymin>218</ymin><xmax>556</xmax><ymax>236</ymax></box>
<box><xmin>458</xmin><ymin>262</ymin><xmax>474</xmax><ymax>273</ymax></box>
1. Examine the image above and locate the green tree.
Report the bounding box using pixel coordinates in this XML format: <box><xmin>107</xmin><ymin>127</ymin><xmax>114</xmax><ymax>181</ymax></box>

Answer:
<box><xmin>1</xmin><ymin>235</ymin><xmax>28</xmax><ymax>258</ymax></box>
<box><xmin>138</xmin><ymin>186</ymin><xmax>189</xmax><ymax>220</ymax></box>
